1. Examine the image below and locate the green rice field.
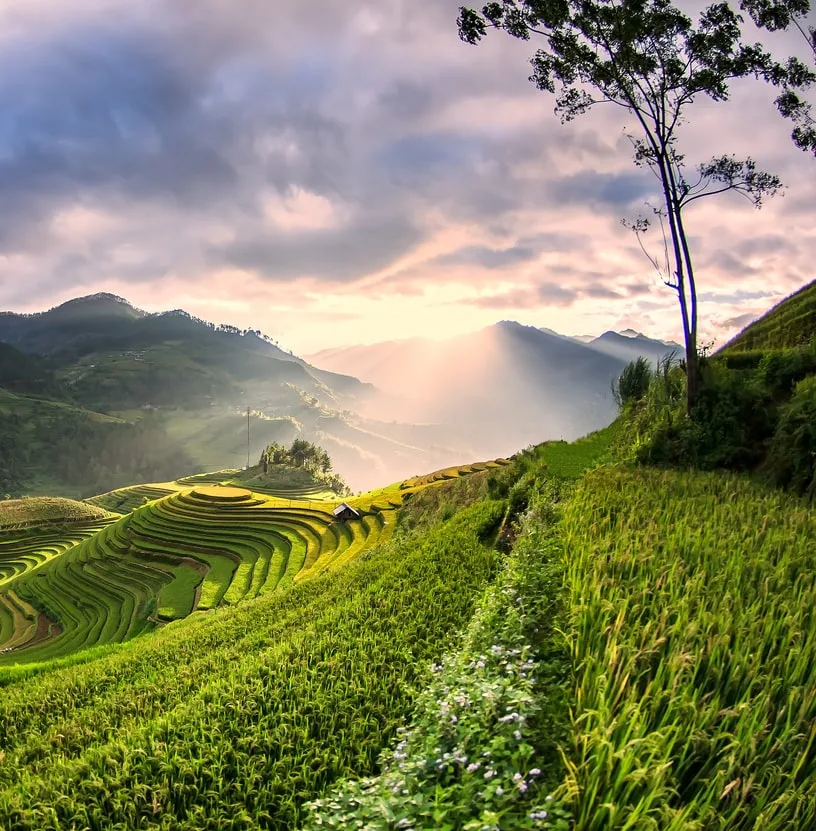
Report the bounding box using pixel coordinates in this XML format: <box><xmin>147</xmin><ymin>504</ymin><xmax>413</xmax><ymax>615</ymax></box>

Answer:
<box><xmin>0</xmin><ymin>458</ymin><xmax>508</xmax><ymax>665</ymax></box>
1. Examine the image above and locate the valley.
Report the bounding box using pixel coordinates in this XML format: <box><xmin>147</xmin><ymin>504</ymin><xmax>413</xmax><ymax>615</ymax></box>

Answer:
<box><xmin>0</xmin><ymin>284</ymin><xmax>813</xmax><ymax>830</ymax></box>
<box><xmin>0</xmin><ymin>294</ymin><xmax>678</xmax><ymax>496</ymax></box>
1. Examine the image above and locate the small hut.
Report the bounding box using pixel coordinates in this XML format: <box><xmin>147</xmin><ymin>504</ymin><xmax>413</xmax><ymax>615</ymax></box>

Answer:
<box><xmin>333</xmin><ymin>502</ymin><xmax>360</xmax><ymax>522</ymax></box>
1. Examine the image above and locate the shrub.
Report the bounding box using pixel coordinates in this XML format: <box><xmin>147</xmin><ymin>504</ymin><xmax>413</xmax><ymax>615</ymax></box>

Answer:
<box><xmin>755</xmin><ymin>343</ymin><xmax>816</xmax><ymax>398</ymax></box>
<box><xmin>768</xmin><ymin>375</ymin><xmax>816</xmax><ymax>499</ymax></box>
<box><xmin>614</xmin><ymin>357</ymin><xmax>652</xmax><ymax>407</ymax></box>
<box><xmin>721</xmin><ymin>350</ymin><xmax>765</xmax><ymax>370</ymax></box>
<box><xmin>621</xmin><ymin>358</ymin><xmax>774</xmax><ymax>471</ymax></box>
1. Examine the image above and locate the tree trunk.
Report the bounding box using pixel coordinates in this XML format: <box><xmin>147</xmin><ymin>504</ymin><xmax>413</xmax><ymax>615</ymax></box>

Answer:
<box><xmin>675</xmin><ymin>207</ymin><xmax>698</xmax><ymax>415</ymax></box>
<box><xmin>685</xmin><ymin>340</ymin><xmax>698</xmax><ymax>417</ymax></box>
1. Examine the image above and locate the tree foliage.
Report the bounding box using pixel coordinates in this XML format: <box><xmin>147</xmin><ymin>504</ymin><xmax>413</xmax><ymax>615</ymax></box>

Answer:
<box><xmin>260</xmin><ymin>439</ymin><xmax>333</xmax><ymax>474</ymax></box>
<box><xmin>740</xmin><ymin>0</ymin><xmax>816</xmax><ymax>154</ymax></box>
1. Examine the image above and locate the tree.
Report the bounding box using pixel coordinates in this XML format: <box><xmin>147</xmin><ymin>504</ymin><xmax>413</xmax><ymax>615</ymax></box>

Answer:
<box><xmin>738</xmin><ymin>0</ymin><xmax>816</xmax><ymax>154</ymax></box>
<box><xmin>458</xmin><ymin>0</ymin><xmax>812</xmax><ymax>414</ymax></box>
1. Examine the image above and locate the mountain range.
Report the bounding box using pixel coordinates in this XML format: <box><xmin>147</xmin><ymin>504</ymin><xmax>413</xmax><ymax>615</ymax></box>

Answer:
<box><xmin>307</xmin><ymin>323</ymin><xmax>681</xmax><ymax>458</ymax></box>
<box><xmin>0</xmin><ymin>293</ymin><xmax>682</xmax><ymax>493</ymax></box>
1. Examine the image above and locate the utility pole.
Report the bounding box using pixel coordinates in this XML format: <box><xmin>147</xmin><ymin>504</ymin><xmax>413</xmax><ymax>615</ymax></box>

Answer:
<box><xmin>246</xmin><ymin>406</ymin><xmax>250</xmax><ymax>470</ymax></box>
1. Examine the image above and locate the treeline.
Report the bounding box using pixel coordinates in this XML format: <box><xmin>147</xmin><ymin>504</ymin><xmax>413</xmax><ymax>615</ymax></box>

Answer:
<box><xmin>259</xmin><ymin>439</ymin><xmax>349</xmax><ymax>495</ymax></box>
<box><xmin>260</xmin><ymin>439</ymin><xmax>333</xmax><ymax>474</ymax></box>
<box><xmin>0</xmin><ymin>410</ymin><xmax>192</xmax><ymax>498</ymax></box>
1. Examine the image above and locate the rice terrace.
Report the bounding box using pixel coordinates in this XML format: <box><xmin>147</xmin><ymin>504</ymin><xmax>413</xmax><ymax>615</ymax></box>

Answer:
<box><xmin>0</xmin><ymin>458</ymin><xmax>510</xmax><ymax>664</ymax></box>
<box><xmin>0</xmin><ymin>0</ymin><xmax>815</xmax><ymax>823</ymax></box>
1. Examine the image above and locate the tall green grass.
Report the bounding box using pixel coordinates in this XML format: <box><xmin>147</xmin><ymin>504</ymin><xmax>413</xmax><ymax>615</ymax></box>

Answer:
<box><xmin>303</xmin><ymin>484</ymin><xmax>571</xmax><ymax>831</ymax></box>
<box><xmin>562</xmin><ymin>467</ymin><xmax>816</xmax><ymax>828</ymax></box>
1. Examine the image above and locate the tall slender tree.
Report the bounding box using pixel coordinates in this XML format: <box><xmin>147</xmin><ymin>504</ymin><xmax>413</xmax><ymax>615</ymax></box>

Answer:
<box><xmin>458</xmin><ymin>0</ymin><xmax>813</xmax><ymax>414</ymax></box>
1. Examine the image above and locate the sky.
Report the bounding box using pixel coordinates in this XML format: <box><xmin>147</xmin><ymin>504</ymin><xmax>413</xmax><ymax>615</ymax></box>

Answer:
<box><xmin>0</xmin><ymin>0</ymin><xmax>813</xmax><ymax>355</ymax></box>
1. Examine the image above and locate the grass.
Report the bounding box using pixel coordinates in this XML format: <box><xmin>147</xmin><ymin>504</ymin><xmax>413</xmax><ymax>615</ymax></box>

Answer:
<box><xmin>560</xmin><ymin>466</ymin><xmax>816</xmax><ymax>828</ymax></box>
<box><xmin>157</xmin><ymin>566</ymin><xmax>203</xmax><ymax>619</ymax></box>
<box><xmin>534</xmin><ymin>422</ymin><xmax>620</xmax><ymax>480</ymax></box>
<box><xmin>2</xmin><ymin>400</ymin><xmax>813</xmax><ymax>831</ymax></box>
<box><xmin>299</xmin><ymin>427</ymin><xmax>816</xmax><ymax>830</ymax></box>
<box><xmin>85</xmin><ymin>484</ymin><xmax>177</xmax><ymax>514</ymax></box>
<box><xmin>721</xmin><ymin>278</ymin><xmax>816</xmax><ymax>352</ymax></box>
<box><xmin>303</xmin><ymin>484</ymin><xmax>571</xmax><ymax>831</ymax></box>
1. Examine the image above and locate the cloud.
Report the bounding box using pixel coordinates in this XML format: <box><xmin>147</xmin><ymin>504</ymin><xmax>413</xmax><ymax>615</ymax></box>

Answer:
<box><xmin>0</xmin><ymin>0</ymin><xmax>811</xmax><ymax>353</ymax></box>
<box><xmin>721</xmin><ymin>311</ymin><xmax>762</xmax><ymax>329</ymax></box>
<box><xmin>432</xmin><ymin>244</ymin><xmax>537</xmax><ymax>270</ymax></box>
<box><xmin>459</xmin><ymin>277</ymin><xmax>626</xmax><ymax>310</ymax></box>
<box><xmin>698</xmin><ymin>289</ymin><xmax>777</xmax><ymax>303</ymax></box>
<box><xmin>546</xmin><ymin>170</ymin><xmax>659</xmax><ymax>209</ymax></box>
<box><xmin>211</xmin><ymin>212</ymin><xmax>423</xmax><ymax>281</ymax></box>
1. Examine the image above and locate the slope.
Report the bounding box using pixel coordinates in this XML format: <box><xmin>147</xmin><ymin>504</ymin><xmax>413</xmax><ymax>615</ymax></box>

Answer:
<box><xmin>720</xmin><ymin>278</ymin><xmax>816</xmax><ymax>352</ymax></box>
<box><xmin>1</xmin><ymin>294</ymin><xmax>465</xmax><ymax>493</ymax></box>
<box><xmin>0</xmin><ymin>390</ymin><xmax>193</xmax><ymax>499</ymax></box>
<box><xmin>0</xmin><ymin>294</ymin><xmax>373</xmax><ymax>412</ymax></box>
<box><xmin>0</xmin><ymin>477</ymin><xmax>507</xmax><ymax>831</ymax></box>
<box><xmin>0</xmin><ymin>458</ymin><xmax>508</xmax><ymax>663</ymax></box>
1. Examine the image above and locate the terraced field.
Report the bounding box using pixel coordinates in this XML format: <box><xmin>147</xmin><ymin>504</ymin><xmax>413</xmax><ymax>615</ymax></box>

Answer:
<box><xmin>85</xmin><ymin>484</ymin><xmax>178</xmax><ymax>514</ymax></box>
<box><xmin>0</xmin><ymin>517</ymin><xmax>117</xmax><ymax>654</ymax></box>
<box><xmin>0</xmin><ymin>458</ymin><xmax>509</xmax><ymax>664</ymax></box>
<box><xmin>401</xmin><ymin>458</ymin><xmax>509</xmax><ymax>488</ymax></box>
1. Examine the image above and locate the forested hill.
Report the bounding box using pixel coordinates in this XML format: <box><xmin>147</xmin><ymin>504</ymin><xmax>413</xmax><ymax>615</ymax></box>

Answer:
<box><xmin>0</xmin><ymin>343</ymin><xmax>67</xmax><ymax>400</ymax></box>
<box><xmin>0</xmin><ymin>293</ymin><xmax>372</xmax><ymax>411</ymax></box>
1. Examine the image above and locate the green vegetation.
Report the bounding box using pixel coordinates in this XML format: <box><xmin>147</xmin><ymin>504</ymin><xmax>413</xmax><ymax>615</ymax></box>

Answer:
<box><xmin>614</xmin><ymin>355</ymin><xmax>651</xmax><ymax>405</ymax></box>
<box><xmin>0</xmin><ymin>397</ymin><xmax>193</xmax><ymax>498</ymax></box>
<box><xmin>85</xmin><ymin>484</ymin><xmax>177</xmax><ymax>514</ymax></box>
<box><xmin>0</xmin><ymin>485</ymin><xmax>384</xmax><ymax>662</ymax></box>
<box><xmin>0</xmin><ymin>496</ymin><xmax>504</xmax><ymax>830</ymax></box>
<box><xmin>0</xmin><ymin>342</ymin><xmax>66</xmax><ymax>399</ymax></box>
<box><xmin>304</xmin><ymin>483</ymin><xmax>570</xmax><ymax>831</ymax></box>
<box><xmin>1</xmin><ymin>284</ymin><xmax>815</xmax><ymax>830</ymax></box>
<box><xmin>616</xmin><ymin>281</ymin><xmax>816</xmax><ymax>500</ymax></box>
<box><xmin>0</xmin><ymin>497</ymin><xmax>111</xmax><ymax>529</ymax></box>
<box><xmin>561</xmin><ymin>467</ymin><xmax>816</xmax><ymax>827</ymax></box>
<box><xmin>157</xmin><ymin>565</ymin><xmax>203</xmax><ymax>619</ymax></box>
<box><xmin>255</xmin><ymin>438</ymin><xmax>350</xmax><ymax>496</ymax></box>
<box><xmin>722</xmin><ymin>278</ymin><xmax>816</xmax><ymax>351</ymax></box>
<box><xmin>0</xmin><ymin>457</ymin><xmax>507</xmax><ymax>662</ymax></box>
<box><xmin>768</xmin><ymin>374</ymin><xmax>816</xmax><ymax>498</ymax></box>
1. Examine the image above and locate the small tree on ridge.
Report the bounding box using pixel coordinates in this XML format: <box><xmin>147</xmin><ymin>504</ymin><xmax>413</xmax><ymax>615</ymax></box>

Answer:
<box><xmin>458</xmin><ymin>0</ymin><xmax>814</xmax><ymax>415</ymax></box>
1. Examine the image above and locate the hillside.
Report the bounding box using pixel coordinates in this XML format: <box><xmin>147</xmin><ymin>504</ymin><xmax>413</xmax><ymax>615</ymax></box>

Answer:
<box><xmin>0</xmin><ymin>343</ymin><xmax>68</xmax><ymax>400</ymax></box>
<box><xmin>0</xmin><ymin>287</ymin><xmax>812</xmax><ymax>829</ymax></box>
<box><xmin>0</xmin><ymin>408</ymin><xmax>812</xmax><ymax>828</ymax></box>
<box><xmin>0</xmin><ymin>390</ymin><xmax>195</xmax><ymax>498</ymax></box>
<box><xmin>0</xmin><ymin>456</ymin><xmax>509</xmax><ymax>662</ymax></box>
<box><xmin>0</xmin><ymin>295</ymin><xmax>473</xmax><ymax>494</ymax></box>
<box><xmin>720</xmin><ymin>278</ymin><xmax>816</xmax><ymax>352</ymax></box>
<box><xmin>0</xmin><ymin>293</ymin><xmax>373</xmax><ymax>411</ymax></box>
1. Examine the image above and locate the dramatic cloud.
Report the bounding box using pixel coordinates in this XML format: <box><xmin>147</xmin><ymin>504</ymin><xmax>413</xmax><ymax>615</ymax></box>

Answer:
<box><xmin>0</xmin><ymin>0</ymin><xmax>812</xmax><ymax>351</ymax></box>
